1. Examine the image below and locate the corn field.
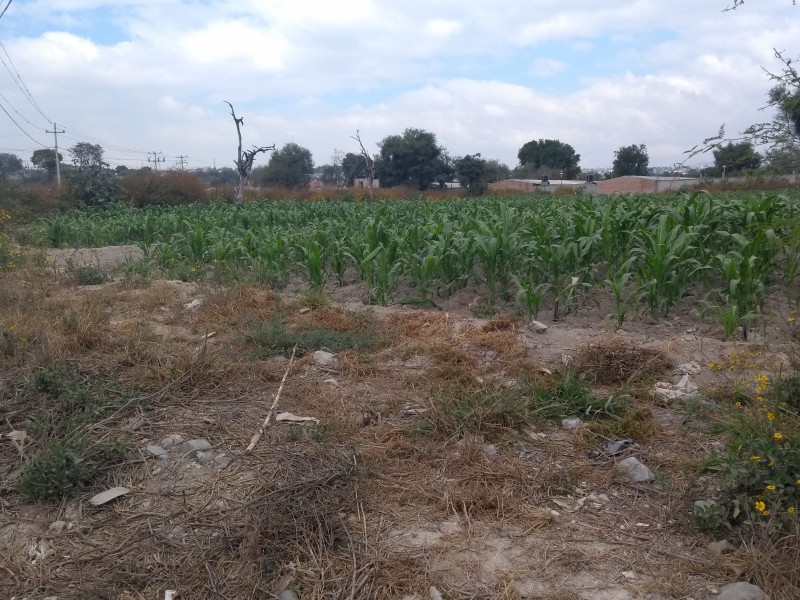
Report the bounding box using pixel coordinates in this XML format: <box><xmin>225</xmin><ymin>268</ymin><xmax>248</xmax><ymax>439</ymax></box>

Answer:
<box><xmin>29</xmin><ymin>192</ymin><xmax>800</xmax><ymax>333</ymax></box>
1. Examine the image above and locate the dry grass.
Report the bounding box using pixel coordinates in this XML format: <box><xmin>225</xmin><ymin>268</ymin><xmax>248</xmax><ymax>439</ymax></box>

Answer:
<box><xmin>574</xmin><ymin>336</ymin><xmax>672</xmax><ymax>386</ymax></box>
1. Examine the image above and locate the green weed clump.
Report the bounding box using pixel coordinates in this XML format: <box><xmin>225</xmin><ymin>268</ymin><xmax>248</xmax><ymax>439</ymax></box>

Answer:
<box><xmin>18</xmin><ymin>366</ymin><xmax>136</xmax><ymax>502</ymax></box>
<box><xmin>245</xmin><ymin>314</ymin><xmax>378</xmax><ymax>358</ymax></box>
<box><xmin>701</xmin><ymin>372</ymin><xmax>800</xmax><ymax>531</ymax></box>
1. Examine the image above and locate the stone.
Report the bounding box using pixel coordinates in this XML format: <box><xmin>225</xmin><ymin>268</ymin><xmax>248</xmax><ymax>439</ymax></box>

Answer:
<box><xmin>195</xmin><ymin>450</ymin><xmax>214</xmax><ymax>465</ymax></box>
<box><xmin>313</xmin><ymin>350</ymin><xmax>339</xmax><ymax>369</ymax></box>
<box><xmin>160</xmin><ymin>434</ymin><xmax>184</xmax><ymax>450</ymax></box>
<box><xmin>676</xmin><ymin>361</ymin><xmax>701</xmax><ymax>375</ymax></box>
<box><xmin>614</xmin><ymin>457</ymin><xmax>655</xmax><ymax>483</ymax></box>
<box><xmin>717</xmin><ymin>582</ymin><xmax>769</xmax><ymax>600</ymax></box>
<box><xmin>146</xmin><ymin>445</ymin><xmax>168</xmax><ymax>460</ymax></box>
<box><xmin>88</xmin><ymin>486</ymin><xmax>131</xmax><ymax>506</ymax></box>
<box><xmin>298</xmin><ymin>307</ymin><xmax>311</xmax><ymax>314</ymax></box>
<box><xmin>277</xmin><ymin>591</ymin><xmax>299</xmax><ymax>600</ymax></box>
<box><xmin>529</xmin><ymin>320</ymin><xmax>548</xmax><ymax>333</ymax></box>
<box><xmin>708</xmin><ymin>540</ymin><xmax>735</xmax><ymax>555</ymax></box>
<box><xmin>562</xmin><ymin>417</ymin><xmax>583</xmax><ymax>430</ymax></box>
<box><xmin>47</xmin><ymin>520</ymin><xmax>68</xmax><ymax>534</ymax></box>
<box><xmin>184</xmin><ymin>299</ymin><xmax>202</xmax><ymax>310</ymax></box>
<box><xmin>178</xmin><ymin>438</ymin><xmax>212</xmax><ymax>457</ymax></box>
<box><xmin>214</xmin><ymin>454</ymin><xmax>233</xmax><ymax>470</ymax></box>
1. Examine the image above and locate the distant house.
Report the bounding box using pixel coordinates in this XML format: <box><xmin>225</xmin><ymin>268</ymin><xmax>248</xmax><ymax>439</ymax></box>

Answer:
<box><xmin>488</xmin><ymin>178</ymin><xmax>588</xmax><ymax>193</ymax></box>
<box><xmin>353</xmin><ymin>177</ymin><xmax>379</xmax><ymax>189</ymax></box>
<box><xmin>593</xmin><ymin>175</ymin><xmax>701</xmax><ymax>194</ymax></box>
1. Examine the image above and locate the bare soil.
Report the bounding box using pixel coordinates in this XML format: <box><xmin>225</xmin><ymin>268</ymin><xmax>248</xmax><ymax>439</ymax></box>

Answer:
<box><xmin>1</xmin><ymin>248</ymin><xmax>797</xmax><ymax>599</ymax></box>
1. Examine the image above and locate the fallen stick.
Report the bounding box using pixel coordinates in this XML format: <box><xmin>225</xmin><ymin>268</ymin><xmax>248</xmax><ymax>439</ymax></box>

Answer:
<box><xmin>245</xmin><ymin>344</ymin><xmax>298</xmax><ymax>453</ymax></box>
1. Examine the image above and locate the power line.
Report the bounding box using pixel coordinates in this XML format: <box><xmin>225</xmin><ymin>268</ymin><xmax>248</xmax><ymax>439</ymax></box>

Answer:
<box><xmin>0</xmin><ymin>40</ymin><xmax>50</xmax><ymax>123</ymax></box>
<box><xmin>0</xmin><ymin>90</ymin><xmax>47</xmax><ymax>130</ymax></box>
<box><xmin>0</xmin><ymin>0</ymin><xmax>12</xmax><ymax>20</ymax></box>
<box><xmin>0</xmin><ymin>97</ymin><xmax>45</xmax><ymax>147</ymax></box>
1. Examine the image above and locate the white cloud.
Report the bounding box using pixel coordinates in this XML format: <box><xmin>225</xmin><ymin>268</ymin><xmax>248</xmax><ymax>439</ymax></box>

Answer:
<box><xmin>1</xmin><ymin>0</ymin><xmax>798</xmax><ymax>170</ymax></box>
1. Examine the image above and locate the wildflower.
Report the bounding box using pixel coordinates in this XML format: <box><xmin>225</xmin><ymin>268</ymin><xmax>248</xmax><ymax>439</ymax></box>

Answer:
<box><xmin>757</xmin><ymin>396</ymin><xmax>765</xmax><ymax>402</ymax></box>
<box><xmin>763</xmin><ymin>510</ymin><xmax>770</xmax><ymax>516</ymax></box>
<box><xmin>790</xmin><ymin>317</ymin><xmax>796</xmax><ymax>323</ymax></box>
<box><xmin>788</xmin><ymin>507</ymin><xmax>796</xmax><ymax>514</ymax></box>
<box><xmin>774</xmin><ymin>432</ymin><xmax>784</xmax><ymax>440</ymax></box>
<box><xmin>767</xmin><ymin>412</ymin><xmax>776</xmax><ymax>421</ymax></box>
<box><xmin>735</xmin><ymin>401</ymin><xmax>742</xmax><ymax>409</ymax></box>
<box><xmin>766</xmin><ymin>485</ymin><xmax>776</xmax><ymax>491</ymax></box>
<box><xmin>768</xmin><ymin>460</ymin><xmax>775</xmax><ymax>467</ymax></box>
<box><xmin>755</xmin><ymin>501</ymin><xmax>766</xmax><ymax>513</ymax></box>
<box><xmin>708</xmin><ymin>362</ymin><xmax>715</xmax><ymax>368</ymax></box>
<box><xmin>750</xmin><ymin>455</ymin><xmax>761</xmax><ymax>462</ymax></box>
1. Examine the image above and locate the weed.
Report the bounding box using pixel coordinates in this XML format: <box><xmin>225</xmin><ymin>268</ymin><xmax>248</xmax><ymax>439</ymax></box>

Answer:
<box><xmin>691</xmin><ymin>500</ymin><xmax>735</xmax><ymax>533</ymax></box>
<box><xmin>525</xmin><ymin>370</ymin><xmax>627</xmax><ymax>421</ymax></box>
<box><xmin>245</xmin><ymin>314</ymin><xmax>377</xmax><ymax>358</ymax></box>
<box><xmin>70</xmin><ymin>264</ymin><xmax>107</xmax><ymax>285</ymax></box>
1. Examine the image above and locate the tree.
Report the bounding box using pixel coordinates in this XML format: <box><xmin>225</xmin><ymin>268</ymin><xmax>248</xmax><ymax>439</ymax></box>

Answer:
<box><xmin>455</xmin><ymin>153</ymin><xmax>489</xmax><ymax>195</ymax></box>
<box><xmin>713</xmin><ymin>141</ymin><xmax>762</xmax><ymax>175</ymax></box>
<box><xmin>31</xmin><ymin>148</ymin><xmax>62</xmax><ymax>178</ymax></box>
<box><xmin>69</xmin><ymin>142</ymin><xmax>105</xmax><ymax>169</ymax></box>
<box><xmin>612</xmin><ymin>144</ymin><xmax>650</xmax><ymax>177</ymax></box>
<box><xmin>517</xmin><ymin>139</ymin><xmax>581</xmax><ymax>179</ymax></box>
<box><xmin>225</xmin><ymin>101</ymin><xmax>275</xmax><ymax>202</ymax></box>
<box><xmin>376</xmin><ymin>128</ymin><xmax>447</xmax><ymax>190</ymax></box>
<box><xmin>484</xmin><ymin>159</ymin><xmax>511</xmax><ymax>183</ymax></box>
<box><xmin>255</xmin><ymin>143</ymin><xmax>314</xmax><ymax>189</ymax></box>
<box><xmin>0</xmin><ymin>153</ymin><xmax>23</xmax><ymax>180</ymax></box>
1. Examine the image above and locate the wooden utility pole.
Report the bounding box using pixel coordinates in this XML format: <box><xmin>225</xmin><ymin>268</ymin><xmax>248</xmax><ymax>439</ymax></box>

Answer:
<box><xmin>45</xmin><ymin>122</ymin><xmax>64</xmax><ymax>186</ymax></box>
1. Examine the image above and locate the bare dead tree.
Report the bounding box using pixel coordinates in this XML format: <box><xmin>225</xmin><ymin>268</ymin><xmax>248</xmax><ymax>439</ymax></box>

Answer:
<box><xmin>351</xmin><ymin>130</ymin><xmax>376</xmax><ymax>201</ymax></box>
<box><xmin>225</xmin><ymin>101</ymin><xmax>275</xmax><ymax>203</ymax></box>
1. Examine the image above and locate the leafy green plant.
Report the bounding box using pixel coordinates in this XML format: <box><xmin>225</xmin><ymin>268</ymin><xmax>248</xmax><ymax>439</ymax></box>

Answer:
<box><xmin>526</xmin><ymin>370</ymin><xmax>627</xmax><ymax>421</ymax></box>
<box><xmin>70</xmin><ymin>264</ymin><xmax>107</xmax><ymax>285</ymax></box>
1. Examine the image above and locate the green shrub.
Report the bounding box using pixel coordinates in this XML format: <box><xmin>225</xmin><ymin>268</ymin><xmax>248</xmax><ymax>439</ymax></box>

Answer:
<box><xmin>245</xmin><ymin>315</ymin><xmax>377</xmax><ymax>358</ymax></box>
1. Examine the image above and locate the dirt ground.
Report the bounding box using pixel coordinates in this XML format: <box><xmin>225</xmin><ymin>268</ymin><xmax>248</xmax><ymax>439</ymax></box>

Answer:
<box><xmin>1</xmin><ymin>247</ymin><xmax>797</xmax><ymax>600</ymax></box>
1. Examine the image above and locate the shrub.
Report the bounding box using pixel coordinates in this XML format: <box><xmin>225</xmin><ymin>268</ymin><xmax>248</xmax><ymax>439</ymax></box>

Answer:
<box><xmin>122</xmin><ymin>170</ymin><xmax>210</xmax><ymax>206</ymax></box>
<box><xmin>64</xmin><ymin>166</ymin><xmax>123</xmax><ymax>207</ymax></box>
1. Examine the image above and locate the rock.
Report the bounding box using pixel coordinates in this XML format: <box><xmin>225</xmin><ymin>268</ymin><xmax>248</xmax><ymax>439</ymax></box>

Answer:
<box><xmin>562</xmin><ymin>417</ymin><xmax>583</xmax><ymax>430</ymax></box>
<box><xmin>622</xmin><ymin>570</ymin><xmax>637</xmax><ymax>580</ymax></box>
<box><xmin>277</xmin><ymin>591</ymin><xmax>299</xmax><ymax>600</ymax></box>
<box><xmin>430</xmin><ymin>587</ymin><xmax>444</xmax><ymax>600</ymax></box>
<box><xmin>614</xmin><ymin>457</ymin><xmax>655</xmax><ymax>483</ymax></box>
<box><xmin>184</xmin><ymin>299</ymin><xmax>202</xmax><ymax>310</ymax></box>
<box><xmin>529</xmin><ymin>320</ymin><xmax>548</xmax><ymax>333</ymax></box>
<box><xmin>167</xmin><ymin>525</ymin><xmax>188</xmax><ymax>541</ymax></box>
<box><xmin>146</xmin><ymin>445</ymin><xmax>168</xmax><ymax>460</ymax></box>
<box><xmin>88</xmin><ymin>486</ymin><xmax>131</xmax><ymax>506</ymax></box>
<box><xmin>401</xmin><ymin>403</ymin><xmax>427</xmax><ymax>416</ymax></box>
<box><xmin>717</xmin><ymin>582</ymin><xmax>769</xmax><ymax>600</ymax></box>
<box><xmin>676</xmin><ymin>361</ymin><xmax>701</xmax><ymax>375</ymax></box>
<box><xmin>195</xmin><ymin>450</ymin><xmax>214</xmax><ymax>465</ymax></box>
<box><xmin>47</xmin><ymin>520</ymin><xmax>68</xmax><ymax>534</ymax></box>
<box><xmin>313</xmin><ymin>350</ymin><xmax>339</xmax><ymax>369</ymax></box>
<box><xmin>652</xmin><ymin>374</ymin><xmax>699</xmax><ymax>402</ymax></box>
<box><xmin>178</xmin><ymin>438</ymin><xmax>212</xmax><ymax>457</ymax></box>
<box><xmin>152</xmin><ymin>466</ymin><xmax>162</xmax><ymax>475</ymax></box>
<box><xmin>298</xmin><ymin>307</ymin><xmax>311</xmax><ymax>314</ymax></box>
<box><xmin>708</xmin><ymin>540</ymin><xmax>735</xmax><ymax>555</ymax></box>
<box><xmin>214</xmin><ymin>454</ymin><xmax>233</xmax><ymax>470</ymax></box>
<box><xmin>160</xmin><ymin>434</ymin><xmax>184</xmax><ymax>450</ymax></box>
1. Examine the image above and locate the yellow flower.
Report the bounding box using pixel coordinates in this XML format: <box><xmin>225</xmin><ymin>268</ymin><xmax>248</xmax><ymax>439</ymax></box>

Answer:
<box><xmin>766</xmin><ymin>485</ymin><xmax>776</xmax><ymax>491</ymax></box>
<box><xmin>788</xmin><ymin>507</ymin><xmax>796</xmax><ymax>514</ymax></box>
<box><xmin>763</xmin><ymin>510</ymin><xmax>770</xmax><ymax>516</ymax></box>
<box><xmin>789</xmin><ymin>317</ymin><xmax>796</xmax><ymax>323</ymax></box>
<box><xmin>757</xmin><ymin>396</ymin><xmax>765</xmax><ymax>402</ymax></box>
<box><xmin>755</xmin><ymin>501</ymin><xmax>766</xmax><ymax>513</ymax></box>
<box><xmin>768</xmin><ymin>460</ymin><xmax>775</xmax><ymax>467</ymax></box>
<box><xmin>774</xmin><ymin>432</ymin><xmax>784</xmax><ymax>440</ymax></box>
<box><xmin>735</xmin><ymin>401</ymin><xmax>742</xmax><ymax>409</ymax></box>
<box><xmin>767</xmin><ymin>412</ymin><xmax>776</xmax><ymax>421</ymax></box>
<box><xmin>750</xmin><ymin>455</ymin><xmax>761</xmax><ymax>461</ymax></box>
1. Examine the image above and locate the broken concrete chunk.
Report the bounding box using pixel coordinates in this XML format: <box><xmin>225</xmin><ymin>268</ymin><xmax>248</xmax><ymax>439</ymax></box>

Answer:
<box><xmin>652</xmin><ymin>374</ymin><xmax>699</xmax><ymax>402</ymax></box>
<box><xmin>676</xmin><ymin>361</ymin><xmax>701</xmax><ymax>375</ymax></box>
<box><xmin>614</xmin><ymin>457</ymin><xmax>655</xmax><ymax>483</ymax></box>
<box><xmin>89</xmin><ymin>486</ymin><xmax>131</xmax><ymax>506</ymax></box>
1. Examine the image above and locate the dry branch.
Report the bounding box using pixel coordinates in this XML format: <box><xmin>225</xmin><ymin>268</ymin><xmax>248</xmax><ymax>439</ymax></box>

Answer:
<box><xmin>245</xmin><ymin>344</ymin><xmax>298</xmax><ymax>452</ymax></box>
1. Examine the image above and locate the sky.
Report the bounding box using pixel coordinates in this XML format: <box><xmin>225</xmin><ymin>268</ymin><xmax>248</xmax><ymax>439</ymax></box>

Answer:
<box><xmin>0</xmin><ymin>0</ymin><xmax>798</xmax><ymax>172</ymax></box>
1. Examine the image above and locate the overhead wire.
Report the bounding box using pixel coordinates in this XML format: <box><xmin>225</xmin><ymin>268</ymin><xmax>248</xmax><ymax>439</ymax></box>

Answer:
<box><xmin>0</xmin><ymin>39</ymin><xmax>50</xmax><ymax>123</ymax></box>
<box><xmin>0</xmin><ymin>98</ymin><xmax>45</xmax><ymax>146</ymax></box>
<box><xmin>0</xmin><ymin>0</ymin><xmax>12</xmax><ymax>21</ymax></box>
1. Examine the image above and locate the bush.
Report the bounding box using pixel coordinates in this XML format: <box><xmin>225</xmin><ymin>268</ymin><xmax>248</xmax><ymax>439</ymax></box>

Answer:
<box><xmin>122</xmin><ymin>170</ymin><xmax>210</xmax><ymax>206</ymax></box>
<box><xmin>64</xmin><ymin>166</ymin><xmax>123</xmax><ymax>207</ymax></box>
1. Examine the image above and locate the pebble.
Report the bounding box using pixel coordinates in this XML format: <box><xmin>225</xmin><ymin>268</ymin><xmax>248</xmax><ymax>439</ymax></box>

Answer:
<box><xmin>160</xmin><ymin>434</ymin><xmax>184</xmax><ymax>450</ymax></box>
<box><xmin>529</xmin><ymin>320</ymin><xmax>548</xmax><ymax>333</ymax></box>
<box><xmin>298</xmin><ymin>307</ymin><xmax>311</xmax><ymax>314</ymax></box>
<box><xmin>708</xmin><ymin>540</ymin><xmax>735</xmax><ymax>555</ymax></box>
<box><xmin>146</xmin><ymin>445</ymin><xmax>168</xmax><ymax>460</ymax></box>
<box><xmin>178</xmin><ymin>438</ymin><xmax>212</xmax><ymax>457</ymax></box>
<box><xmin>313</xmin><ymin>350</ymin><xmax>339</xmax><ymax>369</ymax></box>
<box><xmin>195</xmin><ymin>450</ymin><xmax>214</xmax><ymax>465</ymax></box>
<box><xmin>614</xmin><ymin>457</ymin><xmax>656</xmax><ymax>483</ymax></box>
<box><xmin>562</xmin><ymin>417</ymin><xmax>583</xmax><ymax>430</ymax></box>
<box><xmin>214</xmin><ymin>454</ymin><xmax>233</xmax><ymax>470</ymax></box>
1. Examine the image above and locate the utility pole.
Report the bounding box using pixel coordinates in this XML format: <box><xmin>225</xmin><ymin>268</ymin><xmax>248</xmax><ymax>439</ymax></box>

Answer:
<box><xmin>176</xmin><ymin>155</ymin><xmax>188</xmax><ymax>170</ymax></box>
<box><xmin>148</xmin><ymin>151</ymin><xmax>165</xmax><ymax>171</ymax></box>
<box><xmin>45</xmin><ymin>122</ymin><xmax>65</xmax><ymax>186</ymax></box>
